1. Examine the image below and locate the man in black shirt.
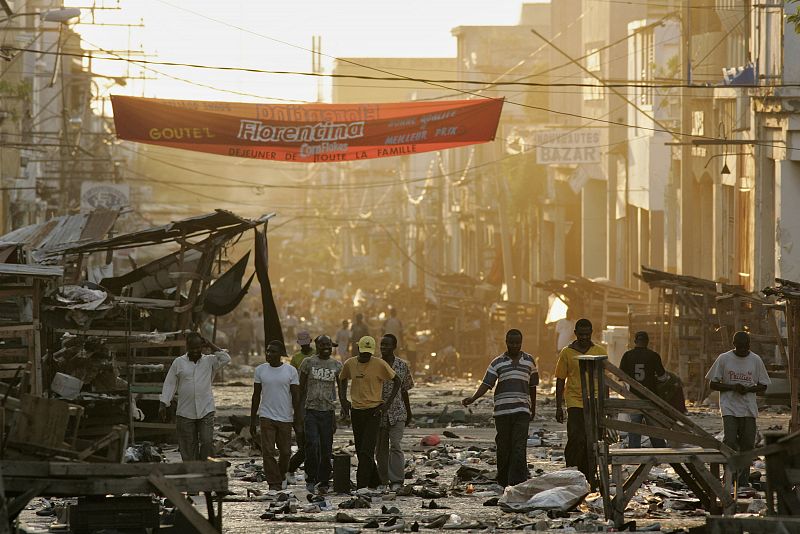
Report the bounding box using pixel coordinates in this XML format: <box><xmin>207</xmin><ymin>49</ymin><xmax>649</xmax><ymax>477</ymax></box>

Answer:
<box><xmin>619</xmin><ymin>331</ymin><xmax>667</xmax><ymax>448</ymax></box>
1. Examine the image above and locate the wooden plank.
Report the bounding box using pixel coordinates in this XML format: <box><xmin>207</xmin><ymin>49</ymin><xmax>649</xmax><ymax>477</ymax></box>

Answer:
<box><xmin>622</xmin><ymin>461</ymin><xmax>654</xmax><ymax>505</ymax></box>
<box><xmin>605</xmin><ymin>379</ymin><xmax>681</xmax><ymax>431</ymax></box>
<box><xmin>148</xmin><ymin>472</ymin><xmax>219</xmax><ymax>534</ymax></box>
<box><xmin>605</xmin><ymin>362</ymin><xmax>731</xmax><ymax>452</ymax></box>
<box><xmin>604</xmin><ymin>399</ymin><xmax>654</xmax><ymax>412</ymax></box>
<box><xmin>611</xmin><ymin>464</ymin><xmax>624</xmax><ymax>527</ymax></box>
<box><xmin>1</xmin><ymin>460</ymin><xmax>226</xmax><ymax>478</ymax></box>
<box><xmin>3</xmin><ymin>476</ymin><xmax>227</xmax><ymax>496</ymax></box>
<box><xmin>671</xmin><ymin>463</ymin><xmax>712</xmax><ymax>511</ymax></box>
<box><xmin>605</xmin><ymin>419</ymin><xmax>723</xmax><ymax>449</ymax></box>
<box><xmin>689</xmin><ymin>458</ymin><xmax>735</xmax><ymax>514</ymax></box>
<box><xmin>0</xmin><ymin>325</ymin><xmax>34</xmax><ymax>334</ymax></box>
<box><xmin>77</xmin><ymin>426</ymin><xmax>128</xmax><ymax>461</ymax></box>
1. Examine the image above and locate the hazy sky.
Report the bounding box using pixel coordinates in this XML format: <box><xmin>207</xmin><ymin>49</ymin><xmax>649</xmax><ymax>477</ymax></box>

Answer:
<box><xmin>69</xmin><ymin>0</ymin><xmax>540</xmax><ymax>104</ymax></box>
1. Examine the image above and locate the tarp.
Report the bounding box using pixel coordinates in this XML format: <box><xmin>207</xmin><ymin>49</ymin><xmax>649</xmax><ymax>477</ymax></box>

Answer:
<box><xmin>254</xmin><ymin>224</ymin><xmax>283</xmax><ymax>347</ymax></box>
<box><xmin>111</xmin><ymin>95</ymin><xmax>504</xmax><ymax>163</ymax></box>
<box><xmin>203</xmin><ymin>252</ymin><xmax>254</xmax><ymax>316</ymax></box>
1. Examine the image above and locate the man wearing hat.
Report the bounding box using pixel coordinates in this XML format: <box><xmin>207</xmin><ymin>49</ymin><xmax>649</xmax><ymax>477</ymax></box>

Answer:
<box><xmin>339</xmin><ymin>336</ymin><xmax>402</xmax><ymax>490</ymax></box>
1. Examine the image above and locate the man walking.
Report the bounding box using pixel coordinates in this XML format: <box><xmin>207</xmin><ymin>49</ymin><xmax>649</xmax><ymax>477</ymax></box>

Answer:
<box><xmin>376</xmin><ymin>334</ymin><xmax>414</xmax><ymax>491</ymax></box>
<box><xmin>159</xmin><ymin>332</ymin><xmax>230</xmax><ymax>462</ymax></box>
<box><xmin>250</xmin><ymin>340</ymin><xmax>301</xmax><ymax>491</ymax></box>
<box><xmin>619</xmin><ymin>331</ymin><xmax>667</xmax><ymax>448</ymax></box>
<box><xmin>462</xmin><ymin>329</ymin><xmax>538</xmax><ymax>488</ymax></box>
<box><xmin>555</xmin><ymin>319</ymin><xmax>606</xmax><ymax>486</ymax></box>
<box><xmin>339</xmin><ymin>336</ymin><xmax>402</xmax><ymax>490</ymax></box>
<box><xmin>706</xmin><ymin>331</ymin><xmax>770</xmax><ymax>490</ymax></box>
<box><xmin>298</xmin><ymin>335</ymin><xmax>342</xmax><ymax>494</ymax></box>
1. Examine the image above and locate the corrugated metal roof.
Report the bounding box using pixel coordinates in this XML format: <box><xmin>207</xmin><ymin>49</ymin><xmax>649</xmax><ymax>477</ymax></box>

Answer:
<box><xmin>0</xmin><ymin>210</ymin><xmax>120</xmax><ymax>252</ymax></box>
<box><xmin>61</xmin><ymin>210</ymin><xmax>275</xmax><ymax>254</ymax></box>
<box><xmin>0</xmin><ymin>263</ymin><xmax>63</xmax><ymax>278</ymax></box>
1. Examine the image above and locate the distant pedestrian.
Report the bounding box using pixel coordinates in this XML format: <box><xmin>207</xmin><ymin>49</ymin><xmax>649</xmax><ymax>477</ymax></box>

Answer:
<box><xmin>706</xmin><ymin>331</ymin><xmax>771</xmax><ymax>490</ymax></box>
<box><xmin>339</xmin><ymin>336</ymin><xmax>401</xmax><ymax>489</ymax></box>
<box><xmin>382</xmin><ymin>308</ymin><xmax>404</xmax><ymax>348</ymax></box>
<box><xmin>555</xmin><ymin>319</ymin><xmax>606</xmax><ymax>487</ymax></box>
<box><xmin>351</xmin><ymin>313</ymin><xmax>370</xmax><ymax>357</ymax></box>
<box><xmin>335</xmin><ymin>320</ymin><xmax>352</xmax><ymax>361</ymax></box>
<box><xmin>376</xmin><ymin>334</ymin><xmax>414</xmax><ymax>491</ymax></box>
<box><xmin>160</xmin><ymin>333</ymin><xmax>230</xmax><ymax>462</ymax></box>
<box><xmin>291</xmin><ymin>330</ymin><xmax>315</xmax><ymax>369</ymax></box>
<box><xmin>250</xmin><ymin>340</ymin><xmax>301</xmax><ymax>491</ymax></box>
<box><xmin>619</xmin><ymin>331</ymin><xmax>667</xmax><ymax>448</ymax></box>
<box><xmin>555</xmin><ymin>309</ymin><xmax>576</xmax><ymax>354</ymax></box>
<box><xmin>462</xmin><ymin>329</ymin><xmax>538</xmax><ymax>488</ymax></box>
<box><xmin>298</xmin><ymin>335</ymin><xmax>342</xmax><ymax>494</ymax></box>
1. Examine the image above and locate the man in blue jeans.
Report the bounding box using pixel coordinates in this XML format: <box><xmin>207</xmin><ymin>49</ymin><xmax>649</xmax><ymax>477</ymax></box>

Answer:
<box><xmin>159</xmin><ymin>332</ymin><xmax>231</xmax><ymax>461</ymax></box>
<box><xmin>298</xmin><ymin>335</ymin><xmax>342</xmax><ymax>494</ymax></box>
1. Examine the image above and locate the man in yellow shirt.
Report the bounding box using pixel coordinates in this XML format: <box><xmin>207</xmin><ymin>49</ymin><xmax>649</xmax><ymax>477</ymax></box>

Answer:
<box><xmin>554</xmin><ymin>318</ymin><xmax>606</xmax><ymax>486</ymax></box>
<box><xmin>340</xmin><ymin>336</ymin><xmax>402</xmax><ymax>489</ymax></box>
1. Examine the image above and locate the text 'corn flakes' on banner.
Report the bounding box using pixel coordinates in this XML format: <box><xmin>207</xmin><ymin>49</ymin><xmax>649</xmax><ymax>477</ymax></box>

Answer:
<box><xmin>110</xmin><ymin>95</ymin><xmax>504</xmax><ymax>163</ymax></box>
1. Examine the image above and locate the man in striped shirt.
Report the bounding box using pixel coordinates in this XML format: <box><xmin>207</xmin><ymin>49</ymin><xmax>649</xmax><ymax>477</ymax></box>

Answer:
<box><xmin>462</xmin><ymin>329</ymin><xmax>538</xmax><ymax>487</ymax></box>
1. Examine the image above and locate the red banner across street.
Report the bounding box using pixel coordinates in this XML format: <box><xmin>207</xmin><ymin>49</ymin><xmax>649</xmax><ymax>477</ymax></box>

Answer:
<box><xmin>110</xmin><ymin>95</ymin><xmax>504</xmax><ymax>163</ymax></box>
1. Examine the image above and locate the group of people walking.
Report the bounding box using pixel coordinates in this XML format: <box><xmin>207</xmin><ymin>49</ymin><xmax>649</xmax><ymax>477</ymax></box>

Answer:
<box><xmin>160</xmin><ymin>314</ymin><xmax>771</xmax><ymax>496</ymax></box>
<box><xmin>248</xmin><ymin>330</ymin><xmax>413</xmax><ymax>493</ymax></box>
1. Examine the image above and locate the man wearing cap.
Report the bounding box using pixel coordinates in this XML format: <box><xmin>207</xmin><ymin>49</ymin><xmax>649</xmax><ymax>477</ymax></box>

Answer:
<box><xmin>288</xmin><ymin>330</ymin><xmax>315</xmax><ymax>478</ymax></box>
<box><xmin>339</xmin><ymin>336</ymin><xmax>402</xmax><ymax>490</ymax></box>
<box><xmin>291</xmin><ymin>330</ymin><xmax>315</xmax><ymax>369</ymax></box>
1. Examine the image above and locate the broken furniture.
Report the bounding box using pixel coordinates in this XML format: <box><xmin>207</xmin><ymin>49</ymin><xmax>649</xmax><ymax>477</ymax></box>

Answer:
<box><xmin>578</xmin><ymin>354</ymin><xmax>735</xmax><ymax>528</ymax></box>
<box><xmin>0</xmin><ymin>263</ymin><xmax>63</xmax><ymax>396</ymax></box>
<box><xmin>2</xmin><ymin>459</ymin><xmax>228</xmax><ymax>533</ymax></box>
<box><xmin>1</xmin><ymin>393</ymin><xmax>127</xmax><ymax>462</ymax></box>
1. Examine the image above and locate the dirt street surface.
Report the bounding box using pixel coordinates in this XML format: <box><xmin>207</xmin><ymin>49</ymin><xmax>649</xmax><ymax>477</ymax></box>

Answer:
<box><xmin>19</xmin><ymin>378</ymin><xmax>790</xmax><ymax>533</ymax></box>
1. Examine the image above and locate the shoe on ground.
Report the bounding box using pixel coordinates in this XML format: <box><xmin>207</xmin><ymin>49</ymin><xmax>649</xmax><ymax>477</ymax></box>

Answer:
<box><xmin>314</xmin><ymin>483</ymin><xmax>329</xmax><ymax>495</ymax></box>
<box><xmin>286</xmin><ymin>472</ymin><xmax>297</xmax><ymax>485</ymax></box>
<box><xmin>306</xmin><ymin>482</ymin><xmax>317</xmax><ymax>493</ymax></box>
<box><xmin>390</xmin><ymin>482</ymin><xmax>403</xmax><ymax>492</ymax></box>
<box><xmin>268</xmin><ymin>484</ymin><xmax>282</xmax><ymax>491</ymax></box>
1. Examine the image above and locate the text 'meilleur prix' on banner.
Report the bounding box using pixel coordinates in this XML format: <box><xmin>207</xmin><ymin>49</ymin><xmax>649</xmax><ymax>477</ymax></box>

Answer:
<box><xmin>110</xmin><ymin>95</ymin><xmax>504</xmax><ymax>163</ymax></box>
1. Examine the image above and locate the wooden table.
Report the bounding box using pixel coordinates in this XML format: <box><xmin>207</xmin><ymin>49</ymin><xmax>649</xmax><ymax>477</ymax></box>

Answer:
<box><xmin>2</xmin><ymin>460</ymin><xmax>228</xmax><ymax>534</ymax></box>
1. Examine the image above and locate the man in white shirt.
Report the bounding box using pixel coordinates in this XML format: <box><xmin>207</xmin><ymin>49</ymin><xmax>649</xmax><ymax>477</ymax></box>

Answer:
<box><xmin>250</xmin><ymin>340</ymin><xmax>301</xmax><ymax>490</ymax></box>
<box><xmin>159</xmin><ymin>332</ymin><xmax>231</xmax><ymax>462</ymax></box>
<box><xmin>706</xmin><ymin>331</ymin><xmax>771</xmax><ymax>490</ymax></box>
